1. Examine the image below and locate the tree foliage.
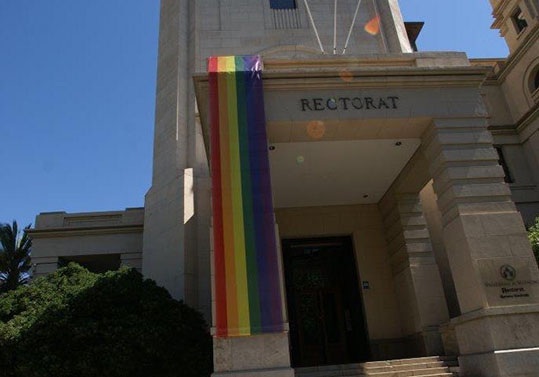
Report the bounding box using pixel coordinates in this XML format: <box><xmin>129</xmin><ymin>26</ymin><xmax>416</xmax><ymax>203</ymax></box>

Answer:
<box><xmin>0</xmin><ymin>221</ymin><xmax>32</xmax><ymax>293</ymax></box>
<box><xmin>0</xmin><ymin>263</ymin><xmax>212</xmax><ymax>377</ymax></box>
<box><xmin>529</xmin><ymin>217</ymin><xmax>539</xmax><ymax>266</ymax></box>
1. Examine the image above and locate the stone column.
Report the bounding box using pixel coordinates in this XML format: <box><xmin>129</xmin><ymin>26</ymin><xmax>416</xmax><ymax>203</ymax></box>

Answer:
<box><xmin>423</xmin><ymin>118</ymin><xmax>539</xmax><ymax>377</ymax></box>
<box><xmin>380</xmin><ymin>192</ymin><xmax>449</xmax><ymax>356</ymax></box>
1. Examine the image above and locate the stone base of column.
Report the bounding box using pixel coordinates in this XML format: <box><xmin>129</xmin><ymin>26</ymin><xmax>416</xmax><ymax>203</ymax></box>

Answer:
<box><xmin>439</xmin><ymin>322</ymin><xmax>460</xmax><ymax>356</ymax></box>
<box><xmin>418</xmin><ymin>327</ymin><xmax>444</xmax><ymax>356</ymax></box>
<box><xmin>401</xmin><ymin>327</ymin><xmax>444</xmax><ymax>357</ymax></box>
<box><xmin>212</xmin><ymin>332</ymin><xmax>295</xmax><ymax>377</ymax></box>
<box><xmin>454</xmin><ymin>304</ymin><xmax>539</xmax><ymax>377</ymax></box>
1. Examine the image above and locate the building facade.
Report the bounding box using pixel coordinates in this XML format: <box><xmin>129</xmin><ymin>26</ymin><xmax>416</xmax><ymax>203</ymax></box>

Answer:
<box><xmin>28</xmin><ymin>1</ymin><xmax>539</xmax><ymax>376</ymax></box>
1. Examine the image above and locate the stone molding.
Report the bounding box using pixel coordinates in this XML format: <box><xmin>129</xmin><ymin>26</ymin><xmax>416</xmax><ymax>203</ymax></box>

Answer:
<box><xmin>195</xmin><ymin>64</ymin><xmax>490</xmax><ymax>92</ymax></box>
<box><xmin>481</xmin><ymin>23</ymin><xmax>539</xmax><ymax>83</ymax></box>
<box><xmin>27</xmin><ymin>224</ymin><xmax>143</xmax><ymax>239</ymax></box>
<box><xmin>451</xmin><ymin>303</ymin><xmax>539</xmax><ymax>325</ymax></box>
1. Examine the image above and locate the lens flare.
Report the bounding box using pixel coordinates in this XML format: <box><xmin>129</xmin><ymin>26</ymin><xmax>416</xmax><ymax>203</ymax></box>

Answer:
<box><xmin>365</xmin><ymin>15</ymin><xmax>381</xmax><ymax>36</ymax></box>
<box><xmin>339</xmin><ymin>69</ymin><xmax>354</xmax><ymax>82</ymax></box>
<box><xmin>296</xmin><ymin>155</ymin><xmax>305</xmax><ymax>164</ymax></box>
<box><xmin>306</xmin><ymin>120</ymin><xmax>326</xmax><ymax>139</ymax></box>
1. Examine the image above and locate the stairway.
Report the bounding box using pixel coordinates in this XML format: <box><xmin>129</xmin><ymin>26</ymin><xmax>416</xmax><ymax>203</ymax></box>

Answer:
<box><xmin>295</xmin><ymin>356</ymin><xmax>459</xmax><ymax>377</ymax></box>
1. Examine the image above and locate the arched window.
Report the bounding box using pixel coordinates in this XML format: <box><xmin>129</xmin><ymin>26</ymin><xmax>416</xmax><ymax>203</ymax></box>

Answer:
<box><xmin>534</xmin><ymin>69</ymin><xmax>539</xmax><ymax>92</ymax></box>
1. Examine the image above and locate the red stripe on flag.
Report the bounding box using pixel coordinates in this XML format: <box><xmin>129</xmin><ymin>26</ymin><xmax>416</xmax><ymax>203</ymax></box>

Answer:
<box><xmin>209</xmin><ymin>56</ymin><xmax>227</xmax><ymax>336</ymax></box>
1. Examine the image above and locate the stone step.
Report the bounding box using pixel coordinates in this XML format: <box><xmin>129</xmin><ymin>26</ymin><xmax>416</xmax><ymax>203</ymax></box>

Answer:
<box><xmin>362</xmin><ymin>356</ymin><xmax>443</xmax><ymax>368</ymax></box>
<box><xmin>361</xmin><ymin>361</ymin><xmax>445</xmax><ymax>372</ymax></box>
<box><xmin>297</xmin><ymin>368</ymin><xmax>454</xmax><ymax>377</ymax></box>
<box><xmin>296</xmin><ymin>371</ymin><xmax>456</xmax><ymax>377</ymax></box>
<box><xmin>295</xmin><ymin>356</ymin><xmax>459</xmax><ymax>377</ymax></box>
<box><xmin>364</xmin><ymin>367</ymin><xmax>450</xmax><ymax>376</ymax></box>
<box><xmin>362</xmin><ymin>374</ymin><xmax>455</xmax><ymax>377</ymax></box>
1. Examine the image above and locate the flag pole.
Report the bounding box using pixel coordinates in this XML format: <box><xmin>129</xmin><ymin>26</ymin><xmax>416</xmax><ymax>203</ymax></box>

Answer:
<box><xmin>342</xmin><ymin>0</ymin><xmax>362</xmax><ymax>55</ymax></box>
<box><xmin>303</xmin><ymin>0</ymin><xmax>325</xmax><ymax>53</ymax></box>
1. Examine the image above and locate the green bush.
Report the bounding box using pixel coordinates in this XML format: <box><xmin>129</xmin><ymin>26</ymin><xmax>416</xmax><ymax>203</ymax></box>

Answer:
<box><xmin>529</xmin><ymin>217</ymin><xmax>539</xmax><ymax>266</ymax></box>
<box><xmin>0</xmin><ymin>263</ymin><xmax>212</xmax><ymax>377</ymax></box>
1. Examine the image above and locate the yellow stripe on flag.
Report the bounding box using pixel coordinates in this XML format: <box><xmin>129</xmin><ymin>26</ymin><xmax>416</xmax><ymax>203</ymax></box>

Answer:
<box><xmin>225</xmin><ymin>56</ymin><xmax>250</xmax><ymax>335</ymax></box>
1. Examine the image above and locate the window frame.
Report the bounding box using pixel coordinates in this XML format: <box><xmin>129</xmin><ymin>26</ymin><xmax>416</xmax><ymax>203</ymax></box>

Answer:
<box><xmin>494</xmin><ymin>146</ymin><xmax>514</xmax><ymax>184</ymax></box>
<box><xmin>525</xmin><ymin>63</ymin><xmax>539</xmax><ymax>103</ymax></box>
<box><xmin>270</xmin><ymin>0</ymin><xmax>297</xmax><ymax>10</ymax></box>
<box><xmin>511</xmin><ymin>7</ymin><xmax>529</xmax><ymax>34</ymax></box>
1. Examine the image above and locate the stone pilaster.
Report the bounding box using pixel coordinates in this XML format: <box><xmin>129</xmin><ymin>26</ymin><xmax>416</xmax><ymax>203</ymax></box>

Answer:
<box><xmin>375</xmin><ymin>0</ymin><xmax>413</xmax><ymax>53</ymax></box>
<box><xmin>380</xmin><ymin>192</ymin><xmax>449</xmax><ymax>356</ymax></box>
<box><xmin>32</xmin><ymin>256</ymin><xmax>59</xmax><ymax>279</ymax></box>
<box><xmin>142</xmin><ymin>0</ymin><xmax>197</xmax><ymax>304</ymax></box>
<box><xmin>423</xmin><ymin>118</ymin><xmax>539</xmax><ymax>377</ymax></box>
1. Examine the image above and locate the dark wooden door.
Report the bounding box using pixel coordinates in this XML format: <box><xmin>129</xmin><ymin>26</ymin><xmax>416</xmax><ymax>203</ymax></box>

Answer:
<box><xmin>283</xmin><ymin>237</ymin><xmax>370</xmax><ymax>368</ymax></box>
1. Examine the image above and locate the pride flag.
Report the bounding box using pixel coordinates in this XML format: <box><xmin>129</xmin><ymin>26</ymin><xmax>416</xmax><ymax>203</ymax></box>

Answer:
<box><xmin>208</xmin><ymin>56</ymin><xmax>284</xmax><ymax>337</ymax></box>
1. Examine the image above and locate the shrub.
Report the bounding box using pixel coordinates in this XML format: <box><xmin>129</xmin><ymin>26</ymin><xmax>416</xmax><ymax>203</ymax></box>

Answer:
<box><xmin>529</xmin><ymin>217</ymin><xmax>539</xmax><ymax>266</ymax></box>
<box><xmin>0</xmin><ymin>263</ymin><xmax>212</xmax><ymax>377</ymax></box>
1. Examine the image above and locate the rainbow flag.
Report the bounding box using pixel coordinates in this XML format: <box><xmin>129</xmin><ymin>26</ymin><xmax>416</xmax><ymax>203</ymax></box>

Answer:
<box><xmin>208</xmin><ymin>55</ymin><xmax>284</xmax><ymax>337</ymax></box>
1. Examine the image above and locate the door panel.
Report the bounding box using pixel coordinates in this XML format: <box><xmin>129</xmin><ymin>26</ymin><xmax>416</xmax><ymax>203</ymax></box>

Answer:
<box><xmin>283</xmin><ymin>237</ymin><xmax>371</xmax><ymax>368</ymax></box>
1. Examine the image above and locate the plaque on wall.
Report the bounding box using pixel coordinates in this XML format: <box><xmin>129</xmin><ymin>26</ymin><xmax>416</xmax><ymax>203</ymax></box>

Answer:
<box><xmin>479</xmin><ymin>258</ymin><xmax>539</xmax><ymax>307</ymax></box>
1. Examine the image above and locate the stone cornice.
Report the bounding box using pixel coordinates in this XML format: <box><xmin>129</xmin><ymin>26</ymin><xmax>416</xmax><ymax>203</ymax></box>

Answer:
<box><xmin>487</xmin><ymin>102</ymin><xmax>538</xmax><ymax>140</ymax></box>
<box><xmin>479</xmin><ymin>24</ymin><xmax>539</xmax><ymax>83</ymax></box>
<box><xmin>491</xmin><ymin>0</ymin><xmax>513</xmax><ymax>29</ymax></box>
<box><xmin>194</xmin><ymin>65</ymin><xmax>490</xmax><ymax>91</ymax></box>
<box><xmin>488</xmin><ymin>124</ymin><xmax>518</xmax><ymax>135</ymax></box>
<box><xmin>27</xmin><ymin>224</ymin><xmax>144</xmax><ymax>239</ymax></box>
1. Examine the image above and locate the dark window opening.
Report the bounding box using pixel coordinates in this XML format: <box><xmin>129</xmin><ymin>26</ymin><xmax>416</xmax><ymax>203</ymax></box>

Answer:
<box><xmin>270</xmin><ymin>0</ymin><xmax>297</xmax><ymax>9</ymax></box>
<box><xmin>534</xmin><ymin>70</ymin><xmax>539</xmax><ymax>92</ymax></box>
<box><xmin>512</xmin><ymin>7</ymin><xmax>528</xmax><ymax>33</ymax></box>
<box><xmin>58</xmin><ymin>254</ymin><xmax>121</xmax><ymax>273</ymax></box>
<box><xmin>495</xmin><ymin>146</ymin><xmax>514</xmax><ymax>184</ymax></box>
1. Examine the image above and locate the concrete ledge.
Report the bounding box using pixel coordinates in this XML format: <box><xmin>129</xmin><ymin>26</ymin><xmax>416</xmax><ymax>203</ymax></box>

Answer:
<box><xmin>454</xmin><ymin>309</ymin><xmax>539</xmax><ymax>354</ymax></box>
<box><xmin>460</xmin><ymin>347</ymin><xmax>539</xmax><ymax>377</ymax></box>
<box><xmin>451</xmin><ymin>304</ymin><xmax>539</xmax><ymax>325</ymax></box>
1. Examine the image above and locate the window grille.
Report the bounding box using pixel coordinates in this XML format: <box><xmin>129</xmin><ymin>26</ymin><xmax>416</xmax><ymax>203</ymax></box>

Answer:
<box><xmin>270</xmin><ymin>0</ymin><xmax>301</xmax><ymax>29</ymax></box>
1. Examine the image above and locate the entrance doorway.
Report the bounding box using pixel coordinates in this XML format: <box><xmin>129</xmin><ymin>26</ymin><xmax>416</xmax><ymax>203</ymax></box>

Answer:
<box><xmin>282</xmin><ymin>237</ymin><xmax>370</xmax><ymax>368</ymax></box>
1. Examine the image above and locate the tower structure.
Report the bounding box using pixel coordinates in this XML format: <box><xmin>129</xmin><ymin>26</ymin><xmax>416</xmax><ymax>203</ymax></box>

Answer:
<box><xmin>142</xmin><ymin>0</ymin><xmax>415</xmax><ymax>323</ymax></box>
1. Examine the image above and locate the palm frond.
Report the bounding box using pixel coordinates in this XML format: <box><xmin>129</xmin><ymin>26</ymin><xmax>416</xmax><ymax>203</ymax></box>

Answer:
<box><xmin>0</xmin><ymin>220</ymin><xmax>32</xmax><ymax>292</ymax></box>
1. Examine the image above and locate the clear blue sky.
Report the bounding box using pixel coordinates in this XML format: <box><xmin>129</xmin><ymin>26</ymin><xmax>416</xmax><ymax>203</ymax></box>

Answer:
<box><xmin>1</xmin><ymin>1</ymin><xmax>508</xmax><ymax>228</ymax></box>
